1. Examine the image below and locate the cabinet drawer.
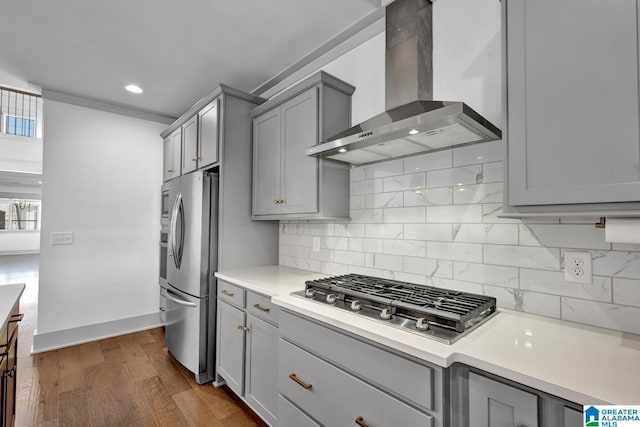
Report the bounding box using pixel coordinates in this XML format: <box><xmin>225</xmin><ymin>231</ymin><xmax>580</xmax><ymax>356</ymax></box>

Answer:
<box><xmin>280</xmin><ymin>310</ymin><xmax>435</xmax><ymax>411</ymax></box>
<box><xmin>279</xmin><ymin>339</ymin><xmax>433</xmax><ymax>427</ymax></box>
<box><xmin>246</xmin><ymin>292</ymin><xmax>278</xmax><ymax>326</ymax></box>
<box><xmin>217</xmin><ymin>281</ymin><xmax>245</xmax><ymax>308</ymax></box>
<box><xmin>279</xmin><ymin>395</ymin><xmax>321</xmax><ymax>427</ymax></box>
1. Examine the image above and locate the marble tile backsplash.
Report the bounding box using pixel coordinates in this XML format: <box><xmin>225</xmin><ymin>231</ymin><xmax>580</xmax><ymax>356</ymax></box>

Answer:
<box><xmin>279</xmin><ymin>141</ymin><xmax>640</xmax><ymax>335</ymax></box>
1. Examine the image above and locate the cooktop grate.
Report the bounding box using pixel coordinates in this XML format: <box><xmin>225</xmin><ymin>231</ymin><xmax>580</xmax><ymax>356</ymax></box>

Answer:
<box><xmin>300</xmin><ymin>274</ymin><xmax>497</xmax><ymax>342</ymax></box>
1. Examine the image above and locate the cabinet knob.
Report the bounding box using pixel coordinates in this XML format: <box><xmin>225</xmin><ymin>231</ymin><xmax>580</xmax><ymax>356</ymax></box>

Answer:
<box><xmin>243</xmin><ymin>326</ymin><xmax>250</xmax><ymax>332</ymax></box>
<box><xmin>289</xmin><ymin>373</ymin><xmax>312</xmax><ymax>390</ymax></box>
<box><xmin>236</xmin><ymin>324</ymin><xmax>243</xmax><ymax>330</ymax></box>
<box><xmin>355</xmin><ymin>416</ymin><xmax>369</xmax><ymax>427</ymax></box>
<box><xmin>192</xmin><ymin>157</ymin><xmax>200</xmax><ymax>161</ymax></box>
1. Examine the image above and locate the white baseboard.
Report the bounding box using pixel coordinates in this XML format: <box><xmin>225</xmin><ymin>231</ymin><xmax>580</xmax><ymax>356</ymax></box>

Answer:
<box><xmin>31</xmin><ymin>312</ymin><xmax>163</xmax><ymax>353</ymax></box>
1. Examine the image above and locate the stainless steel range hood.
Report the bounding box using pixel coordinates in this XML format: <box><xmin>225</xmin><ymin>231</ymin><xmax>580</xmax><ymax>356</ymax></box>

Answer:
<box><xmin>306</xmin><ymin>0</ymin><xmax>501</xmax><ymax>166</ymax></box>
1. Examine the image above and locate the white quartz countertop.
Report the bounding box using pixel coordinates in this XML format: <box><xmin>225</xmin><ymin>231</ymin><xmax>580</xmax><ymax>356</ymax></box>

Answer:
<box><xmin>215</xmin><ymin>266</ymin><xmax>640</xmax><ymax>405</ymax></box>
<box><xmin>215</xmin><ymin>265</ymin><xmax>325</xmax><ymax>297</ymax></box>
<box><xmin>0</xmin><ymin>283</ymin><xmax>25</xmax><ymax>333</ymax></box>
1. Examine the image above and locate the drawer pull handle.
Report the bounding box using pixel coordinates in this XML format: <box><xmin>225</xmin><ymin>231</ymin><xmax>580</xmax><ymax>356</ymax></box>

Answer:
<box><xmin>355</xmin><ymin>416</ymin><xmax>369</xmax><ymax>427</ymax></box>
<box><xmin>9</xmin><ymin>313</ymin><xmax>24</xmax><ymax>323</ymax></box>
<box><xmin>253</xmin><ymin>303</ymin><xmax>270</xmax><ymax>313</ymax></box>
<box><xmin>167</xmin><ymin>169</ymin><xmax>174</xmax><ymax>173</ymax></box>
<box><xmin>289</xmin><ymin>373</ymin><xmax>312</xmax><ymax>390</ymax></box>
<box><xmin>222</xmin><ymin>290</ymin><xmax>234</xmax><ymax>297</ymax></box>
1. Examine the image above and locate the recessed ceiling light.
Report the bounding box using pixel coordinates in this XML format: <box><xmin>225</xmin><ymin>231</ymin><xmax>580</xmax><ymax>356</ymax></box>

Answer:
<box><xmin>125</xmin><ymin>84</ymin><xmax>143</xmax><ymax>94</ymax></box>
<box><xmin>338</xmin><ymin>148</ymin><xmax>347</xmax><ymax>153</ymax></box>
<box><xmin>408</xmin><ymin>129</ymin><xmax>419</xmax><ymax>135</ymax></box>
<box><xmin>37</xmin><ymin>181</ymin><xmax>42</xmax><ymax>184</ymax></box>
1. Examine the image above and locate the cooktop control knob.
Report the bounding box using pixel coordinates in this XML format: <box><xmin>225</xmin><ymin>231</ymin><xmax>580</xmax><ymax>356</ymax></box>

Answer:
<box><xmin>326</xmin><ymin>293</ymin><xmax>337</xmax><ymax>304</ymax></box>
<box><xmin>416</xmin><ymin>318</ymin><xmax>429</xmax><ymax>330</ymax></box>
<box><xmin>305</xmin><ymin>289</ymin><xmax>316</xmax><ymax>298</ymax></box>
<box><xmin>350</xmin><ymin>300</ymin><xmax>362</xmax><ymax>311</ymax></box>
<box><xmin>380</xmin><ymin>308</ymin><xmax>392</xmax><ymax>320</ymax></box>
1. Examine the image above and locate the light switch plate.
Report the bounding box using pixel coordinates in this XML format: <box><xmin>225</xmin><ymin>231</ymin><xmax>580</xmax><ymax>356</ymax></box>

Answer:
<box><xmin>51</xmin><ymin>232</ymin><xmax>73</xmax><ymax>245</ymax></box>
<box><xmin>564</xmin><ymin>250</ymin><xmax>592</xmax><ymax>284</ymax></box>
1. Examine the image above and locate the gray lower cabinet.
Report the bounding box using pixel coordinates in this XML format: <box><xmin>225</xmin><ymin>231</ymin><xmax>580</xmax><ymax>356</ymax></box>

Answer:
<box><xmin>468</xmin><ymin>372</ymin><xmax>538</xmax><ymax>427</ymax></box>
<box><xmin>251</xmin><ymin>71</ymin><xmax>354</xmax><ymax>220</ymax></box>
<box><xmin>503</xmin><ymin>0</ymin><xmax>640</xmax><ymax>216</ymax></box>
<box><xmin>216</xmin><ymin>300</ymin><xmax>246</xmax><ymax>396</ymax></box>
<box><xmin>216</xmin><ymin>280</ymin><xmax>279</xmax><ymax>426</ymax></box>
<box><xmin>278</xmin><ymin>310</ymin><xmax>444</xmax><ymax>427</ymax></box>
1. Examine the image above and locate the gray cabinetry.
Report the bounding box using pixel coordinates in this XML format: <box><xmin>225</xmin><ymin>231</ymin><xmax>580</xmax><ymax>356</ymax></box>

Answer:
<box><xmin>278</xmin><ymin>310</ymin><xmax>445</xmax><ymax>427</ymax></box>
<box><xmin>197</xmin><ymin>99</ymin><xmax>219</xmax><ymax>169</ymax></box>
<box><xmin>468</xmin><ymin>372</ymin><xmax>538</xmax><ymax>427</ymax></box>
<box><xmin>163</xmin><ymin>128</ymin><xmax>181</xmax><ymax>182</ymax></box>
<box><xmin>252</xmin><ymin>71</ymin><xmax>354</xmax><ymax>220</ymax></box>
<box><xmin>503</xmin><ymin>0</ymin><xmax>640</xmax><ymax>216</ymax></box>
<box><xmin>215</xmin><ymin>279</ymin><xmax>279</xmax><ymax>426</ymax></box>
<box><xmin>216</xmin><ymin>300</ymin><xmax>245</xmax><ymax>396</ymax></box>
<box><xmin>181</xmin><ymin>115</ymin><xmax>198</xmax><ymax>174</ymax></box>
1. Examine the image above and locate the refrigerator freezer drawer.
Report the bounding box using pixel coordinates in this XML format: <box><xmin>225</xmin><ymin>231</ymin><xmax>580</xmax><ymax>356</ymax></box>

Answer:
<box><xmin>165</xmin><ymin>285</ymin><xmax>208</xmax><ymax>378</ymax></box>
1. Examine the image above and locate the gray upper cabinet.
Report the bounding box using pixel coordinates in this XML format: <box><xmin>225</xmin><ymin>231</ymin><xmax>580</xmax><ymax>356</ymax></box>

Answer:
<box><xmin>163</xmin><ymin>128</ymin><xmax>181</xmax><ymax>182</ymax></box>
<box><xmin>181</xmin><ymin>115</ymin><xmax>198</xmax><ymax>174</ymax></box>
<box><xmin>468</xmin><ymin>372</ymin><xmax>538</xmax><ymax>427</ymax></box>
<box><xmin>198</xmin><ymin>99</ymin><xmax>219</xmax><ymax>168</ymax></box>
<box><xmin>504</xmin><ymin>0</ymin><xmax>640</xmax><ymax>216</ymax></box>
<box><xmin>252</xmin><ymin>71</ymin><xmax>354</xmax><ymax>220</ymax></box>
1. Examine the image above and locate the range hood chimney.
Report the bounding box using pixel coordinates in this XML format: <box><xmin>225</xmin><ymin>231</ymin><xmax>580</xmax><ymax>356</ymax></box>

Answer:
<box><xmin>306</xmin><ymin>0</ymin><xmax>501</xmax><ymax>166</ymax></box>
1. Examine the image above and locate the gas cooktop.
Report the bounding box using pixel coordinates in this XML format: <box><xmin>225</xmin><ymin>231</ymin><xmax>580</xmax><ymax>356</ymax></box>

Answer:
<box><xmin>292</xmin><ymin>274</ymin><xmax>497</xmax><ymax>344</ymax></box>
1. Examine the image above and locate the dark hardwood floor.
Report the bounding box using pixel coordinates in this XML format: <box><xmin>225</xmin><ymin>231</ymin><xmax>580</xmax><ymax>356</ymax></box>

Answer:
<box><xmin>17</xmin><ymin>328</ymin><xmax>264</xmax><ymax>427</ymax></box>
<box><xmin>1</xmin><ymin>254</ymin><xmax>264</xmax><ymax>427</ymax></box>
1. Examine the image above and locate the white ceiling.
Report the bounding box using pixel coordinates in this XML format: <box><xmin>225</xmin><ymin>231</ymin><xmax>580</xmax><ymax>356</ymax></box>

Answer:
<box><xmin>0</xmin><ymin>0</ymin><xmax>382</xmax><ymax>119</ymax></box>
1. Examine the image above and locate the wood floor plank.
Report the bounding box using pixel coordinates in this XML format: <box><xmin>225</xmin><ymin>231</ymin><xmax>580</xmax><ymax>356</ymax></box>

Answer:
<box><xmin>15</xmin><ymin>327</ymin><xmax>263</xmax><ymax>427</ymax></box>
<box><xmin>58</xmin><ymin>388</ymin><xmax>89</xmax><ymax>427</ymax></box>
<box><xmin>141</xmin><ymin>341</ymin><xmax>192</xmax><ymax>395</ymax></box>
<box><xmin>173</xmin><ymin>388</ymin><xmax>223</xmax><ymax>427</ymax></box>
<box><xmin>134</xmin><ymin>375</ymin><xmax>190</xmax><ymax>427</ymax></box>
<box><xmin>30</xmin><ymin>351</ymin><xmax>60</xmax><ymax>424</ymax></box>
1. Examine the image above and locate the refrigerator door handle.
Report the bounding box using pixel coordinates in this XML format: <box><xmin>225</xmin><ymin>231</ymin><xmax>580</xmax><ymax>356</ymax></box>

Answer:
<box><xmin>166</xmin><ymin>289</ymin><xmax>197</xmax><ymax>308</ymax></box>
<box><xmin>176</xmin><ymin>195</ymin><xmax>185</xmax><ymax>268</ymax></box>
<box><xmin>170</xmin><ymin>192</ymin><xmax>183</xmax><ymax>269</ymax></box>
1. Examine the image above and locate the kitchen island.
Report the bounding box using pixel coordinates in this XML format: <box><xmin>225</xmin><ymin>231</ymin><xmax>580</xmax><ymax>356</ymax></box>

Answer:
<box><xmin>217</xmin><ymin>266</ymin><xmax>640</xmax><ymax>424</ymax></box>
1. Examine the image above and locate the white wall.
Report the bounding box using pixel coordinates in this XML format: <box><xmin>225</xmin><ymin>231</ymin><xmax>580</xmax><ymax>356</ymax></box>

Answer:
<box><xmin>0</xmin><ymin>134</ymin><xmax>43</xmax><ymax>174</ymax></box>
<box><xmin>0</xmin><ymin>231</ymin><xmax>39</xmax><ymax>254</ymax></box>
<box><xmin>37</xmin><ymin>99</ymin><xmax>165</xmax><ymax>336</ymax></box>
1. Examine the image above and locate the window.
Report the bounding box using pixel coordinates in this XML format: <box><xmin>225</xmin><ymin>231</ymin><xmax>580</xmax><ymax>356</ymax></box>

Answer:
<box><xmin>0</xmin><ymin>199</ymin><xmax>40</xmax><ymax>231</ymax></box>
<box><xmin>5</xmin><ymin>115</ymin><xmax>35</xmax><ymax>137</ymax></box>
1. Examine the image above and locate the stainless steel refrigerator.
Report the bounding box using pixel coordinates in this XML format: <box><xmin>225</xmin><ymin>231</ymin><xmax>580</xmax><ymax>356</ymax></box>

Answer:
<box><xmin>164</xmin><ymin>169</ymin><xmax>218</xmax><ymax>384</ymax></box>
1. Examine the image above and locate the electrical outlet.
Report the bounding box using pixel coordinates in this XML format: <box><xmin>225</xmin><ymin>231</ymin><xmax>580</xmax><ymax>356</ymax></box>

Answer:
<box><xmin>51</xmin><ymin>232</ymin><xmax>73</xmax><ymax>245</ymax></box>
<box><xmin>564</xmin><ymin>250</ymin><xmax>592</xmax><ymax>284</ymax></box>
<box><xmin>312</xmin><ymin>237</ymin><xmax>320</xmax><ymax>252</ymax></box>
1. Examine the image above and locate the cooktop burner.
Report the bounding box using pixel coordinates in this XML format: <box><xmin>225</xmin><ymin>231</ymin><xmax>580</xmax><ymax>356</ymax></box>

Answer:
<box><xmin>292</xmin><ymin>274</ymin><xmax>497</xmax><ymax>344</ymax></box>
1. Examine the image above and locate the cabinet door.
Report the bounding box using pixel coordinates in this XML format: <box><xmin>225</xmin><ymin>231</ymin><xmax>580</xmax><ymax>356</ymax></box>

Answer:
<box><xmin>253</xmin><ymin>109</ymin><xmax>282</xmax><ymax>215</ymax></box>
<box><xmin>281</xmin><ymin>87</ymin><xmax>319</xmax><ymax>214</ymax></box>
<box><xmin>468</xmin><ymin>372</ymin><xmax>538</xmax><ymax>427</ymax></box>
<box><xmin>217</xmin><ymin>301</ymin><xmax>246</xmax><ymax>396</ymax></box>
<box><xmin>162</xmin><ymin>137</ymin><xmax>172</xmax><ymax>182</ymax></box>
<box><xmin>182</xmin><ymin>115</ymin><xmax>198</xmax><ymax>174</ymax></box>
<box><xmin>0</xmin><ymin>354</ymin><xmax>6</xmax><ymax>427</ymax></box>
<box><xmin>507</xmin><ymin>0</ymin><xmax>640</xmax><ymax>206</ymax></box>
<box><xmin>244</xmin><ymin>314</ymin><xmax>278</xmax><ymax>426</ymax></box>
<box><xmin>198</xmin><ymin>99</ymin><xmax>219</xmax><ymax>168</ymax></box>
